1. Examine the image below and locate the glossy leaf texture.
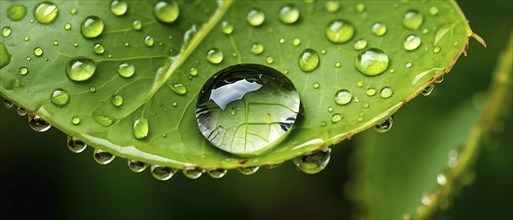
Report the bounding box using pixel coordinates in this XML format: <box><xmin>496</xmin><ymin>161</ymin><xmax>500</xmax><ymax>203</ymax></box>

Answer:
<box><xmin>0</xmin><ymin>0</ymin><xmax>473</xmax><ymax>170</ymax></box>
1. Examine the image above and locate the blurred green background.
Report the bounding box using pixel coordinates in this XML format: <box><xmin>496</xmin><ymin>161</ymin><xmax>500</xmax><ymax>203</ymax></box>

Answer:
<box><xmin>1</xmin><ymin>1</ymin><xmax>511</xmax><ymax>219</ymax></box>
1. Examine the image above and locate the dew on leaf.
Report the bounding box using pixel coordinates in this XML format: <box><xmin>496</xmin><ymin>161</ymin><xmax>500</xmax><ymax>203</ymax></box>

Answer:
<box><xmin>196</xmin><ymin>64</ymin><xmax>301</xmax><ymax>157</ymax></box>
<box><xmin>19</xmin><ymin>67</ymin><xmax>28</xmax><ymax>76</ymax></box>
<box><xmin>313</xmin><ymin>82</ymin><xmax>320</xmax><ymax>89</ymax></box>
<box><xmin>190</xmin><ymin>67</ymin><xmax>198</xmax><ymax>76</ymax></box>
<box><xmin>325</xmin><ymin>1</ymin><xmax>340</xmax><ymax>13</ymax></box>
<box><xmin>366</xmin><ymin>88</ymin><xmax>377</xmax><ymax>96</ymax></box>
<box><xmin>171</xmin><ymin>83</ymin><xmax>187</xmax><ymax>95</ymax></box>
<box><xmin>374</xmin><ymin>116</ymin><xmax>393</xmax><ymax>133</ymax></box>
<box><xmin>66</xmin><ymin>57</ymin><xmax>96</xmax><ymax>81</ymax></box>
<box><xmin>117</xmin><ymin>62</ymin><xmax>135</xmax><ymax>78</ymax></box>
<box><xmin>353</xmin><ymin>39</ymin><xmax>368</xmax><ymax>50</ymax></box>
<box><xmin>93</xmin><ymin>43</ymin><xmax>105</xmax><ymax>54</ymax></box>
<box><xmin>24</xmin><ymin>37</ymin><xmax>29</xmax><ymax>42</ymax></box>
<box><xmin>293</xmin><ymin>148</ymin><xmax>331</xmax><ymax>174</ymax></box>
<box><xmin>246</xmin><ymin>9</ymin><xmax>265</xmax><ymax>26</ymax></box>
<box><xmin>433</xmin><ymin>46</ymin><xmax>441</xmax><ymax>54</ymax></box>
<box><xmin>28</xmin><ymin>114</ymin><xmax>51</xmax><ymax>132</ymax></box>
<box><xmin>34</xmin><ymin>2</ymin><xmax>59</xmax><ymax>24</ymax></box>
<box><xmin>402</xmin><ymin>10</ymin><xmax>424</xmax><ymax>30</ymax></box>
<box><xmin>71</xmin><ymin>116</ymin><xmax>81</xmax><ymax>125</ymax></box>
<box><xmin>111</xmin><ymin>95</ymin><xmax>123</xmax><ymax>107</ymax></box>
<box><xmin>325</xmin><ymin>20</ymin><xmax>355</xmax><ymax>44</ymax></box>
<box><xmin>110</xmin><ymin>0</ymin><xmax>128</xmax><ymax>16</ymax></box>
<box><xmin>278</xmin><ymin>5</ymin><xmax>300</xmax><ymax>24</ymax></box>
<box><xmin>70</xmin><ymin>8</ymin><xmax>77</xmax><ymax>15</ymax></box>
<box><xmin>238</xmin><ymin>166</ymin><xmax>260</xmax><ymax>175</ymax></box>
<box><xmin>81</xmin><ymin>16</ymin><xmax>104</xmax><ymax>38</ymax></box>
<box><xmin>404</xmin><ymin>34</ymin><xmax>422</xmax><ymax>51</ymax></box>
<box><xmin>128</xmin><ymin>160</ymin><xmax>148</xmax><ymax>173</ymax></box>
<box><xmin>266</xmin><ymin>56</ymin><xmax>274</xmax><ymax>64</ymax></box>
<box><xmin>64</xmin><ymin>23</ymin><xmax>71</xmax><ymax>30</ymax></box>
<box><xmin>1</xmin><ymin>27</ymin><xmax>12</xmax><ymax>37</ymax></box>
<box><xmin>327</xmin><ymin>106</ymin><xmax>333</xmax><ymax>112</ymax></box>
<box><xmin>183</xmin><ymin>166</ymin><xmax>204</xmax><ymax>179</ymax></box>
<box><xmin>356</xmin><ymin>3</ymin><xmax>366</xmax><ymax>13</ymax></box>
<box><xmin>144</xmin><ymin>35</ymin><xmax>155</xmax><ymax>47</ymax></box>
<box><xmin>33</xmin><ymin>47</ymin><xmax>43</xmax><ymax>57</ymax></box>
<box><xmin>221</xmin><ymin>21</ymin><xmax>234</xmax><ymax>34</ymax></box>
<box><xmin>250</xmin><ymin>43</ymin><xmax>264</xmax><ymax>55</ymax></box>
<box><xmin>133</xmin><ymin>118</ymin><xmax>149</xmax><ymax>139</ymax></box>
<box><xmin>93</xmin><ymin>148</ymin><xmax>115</xmax><ymax>165</ymax></box>
<box><xmin>422</xmin><ymin>84</ymin><xmax>435</xmax><ymax>96</ymax></box>
<box><xmin>151</xmin><ymin>165</ymin><xmax>176</xmax><ymax>181</ymax></box>
<box><xmin>7</xmin><ymin>4</ymin><xmax>27</xmax><ymax>21</ymax></box>
<box><xmin>50</xmin><ymin>88</ymin><xmax>70</xmax><ymax>107</ymax></box>
<box><xmin>298</xmin><ymin>48</ymin><xmax>320</xmax><ymax>72</ymax></box>
<box><xmin>380</xmin><ymin>86</ymin><xmax>393</xmax><ymax>98</ymax></box>
<box><xmin>16</xmin><ymin>107</ymin><xmax>27</xmax><ymax>116</ymax></box>
<box><xmin>206</xmin><ymin>48</ymin><xmax>223</xmax><ymax>64</ymax></box>
<box><xmin>331</xmin><ymin>113</ymin><xmax>343</xmax><ymax>123</ymax></box>
<box><xmin>355</xmin><ymin>48</ymin><xmax>389</xmax><ymax>76</ymax></box>
<box><xmin>4</xmin><ymin>100</ymin><xmax>14</xmax><ymax>108</ymax></box>
<box><xmin>94</xmin><ymin>115</ymin><xmax>114</xmax><ymax>127</ymax></box>
<box><xmin>292</xmin><ymin>38</ymin><xmax>301</xmax><ymax>46</ymax></box>
<box><xmin>132</xmin><ymin>20</ymin><xmax>142</xmax><ymax>30</ymax></box>
<box><xmin>154</xmin><ymin>1</ymin><xmax>180</xmax><ymax>23</ymax></box>
<box><xmin>207</xmin><ymin>168</ymin><xmax>228</xmax><ymax>179</ymax></box>
<box><xmin>67</xmin><ymin>136</ymin><xmax>87</xmax><ymax>153</ymax></box>
<box><xmin>406</xmin><ymin>62</ymin><xmax>412</xmax><ymax>68</ymax></box>
<box><xmin>89</xmin><ymin>86</ymin><xmax>96</xmax><ymax>93</ymax></box>
<box><xmin>53</xmin><ymin>40</ymin><xmax>59</xmax><ymax>46</ymax></box>
<box><xmin>371</xmin><ymin>22</ymin><xmax>387</xmax><ymax>36</ymax></box>
<box><xmin>334</xmin><ymin>89</ymin><xmax>352</xmax><ymax>105</ymax></box>
<box><xmin>429</xmin><ymin>6</ymin><xmax>439</xmax><ymax>15</ymax></box>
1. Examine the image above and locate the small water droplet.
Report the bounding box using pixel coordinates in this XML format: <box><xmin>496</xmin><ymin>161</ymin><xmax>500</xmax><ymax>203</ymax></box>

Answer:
<box><xmin>266</xmin><ymin>56</ymin><xmax>274</xmax><ymax>64</ymax></box>
<box><xmin>154</xmin><ymin>1</ymin><xmax>179</xmax><ymax>23</ymax></box>
<box><xmin>433</xmin><ymin>46</ymin><xmax>441</xmax><ymax>54</ymax></box>
<box><xmin>34</xmin><ymin>2</ymin><xmax>59</xmax><ymax>24</ymax></box>
<box><xmin>320</xmin><ymin>121</ymin><xmax>327</xmax><ymax>127</ymax></box>
<box><xmin>33</xmin><ymin>47</ymin><xmax>43</xmax><ymax>57</ymax></box>
<box><xmin>238</xmin><ymin>166</ymin><xmax>260</xmax><ymax>175</ymax></box>
<box><xmin>371</xmin><ymin>22</ymin><xmax>387</xmax><ymax>36</ymax></box>
<box><xmin>334</xmin><ymin>89</ymin><xmax>352</xmax><ymax>105</ymax></box>
<box><xmin>26</xmin><ymin>56</ymin><xmax>31</xmax><ymax>61</ymax></box>
<box><xmin>81</xmin><ymin>16</ymin><xmax>104</xmax><ymax>38</ymax></box>
<box><xmin>172</xmin><ymin>101</ymin><xmax>177</xmax><ymax>107</ymax></box>
<box><xmin>24</xmin><ymin>37</ymin><xmax>30</xmax><ymax>42</ymax></box>
<box><xmin>151</xmin><ymin>165</ymin><xmax>176</xmax><ymax>181</ymax></box>
<box><xmin>422</xmin><ymin>28</ymin><xmax>429</xmax><ymax>35</ymax></box>
<box><xmin>182</xmin><ymin>166</ymin><xmax>204</xmax><ymax>179</ymax></box>
<box><xmin>325</xmin><ymin>20</ymin><xmax>355</xmax><ymax>43</ymax></box>
<box><xmin>89</xmin><ymin>86</ymin><xmax>96</xmax><ymax>93</ymax></box>
<box><xmin>94</xmin><ymin>115</ymin><xmax>114</xmax><ymax>127</ymax></box>
<box><xmin>3</xmin><ymin>100</ymin><xmax>14</xmax><ymax>108</ymax></box>
<box><xmin>67</xmin><ymin>136</ymin><xmax>87</xmax><ymax>153</ymax></box>
<box><xmin>70</xmin><ymin>8</ymin><xmax>77</xmax><ymax>15</ymax></box>
<box><xmin>1</xmin><ymin>27</ymin><xmax>12</xmax><ymax>38</ymax></box>
<box><xmin>357</xmin><ymin>80</ymin><xmax>364</xmax><ymax>87</ymax></box>
<box><xmin>406</xmin><ymin>62</ymin><xmax>412</xmax><ymax>68</ymax></box>
<box><xmin>28</xmin><ymin>114</ymin><xmax>51</xmax><ymax>132</ymax></box>
<box><xmin>19</xmin><ymin>67</ymin><xmax>28</xmax><ymax>76</ymax></box>
<box><xmin>298</xmin><ymin>48</ymin><xmax>320</xmax><ymax>72</ymax></box>
<box><xmin>246</xmin><ymin>9</ymin><xmax>265</xmax><ymax>26</ymax></box>
<box><xmin>53</xmin><ymin>40</ymin><xmax>59</xmax><ymax>46</ymax></box>
<box><xmin>294</xmin><ymin>148</ymin><xmax>331</xmax><ymax>174</ymax></box>
<box><xmin>71</xmin><ymin>116</ymin><xmax>81</xmax><ymax>125</ymax></box>
<box><xmin>132</xmin><ymin>20</ymin><xmax>142</xmax><ymax>30</ymax></box>
<box><xmin>110</xmin><ymin>94</ymin><xmax>123</xmax><ymax>107</ymax></box>
<box><xmin>128</xmin><ymin>159</ymin><xmax>148</xmax><ymax>173</ymax></box>
<box><xmin>93</xmin><ymin>43</ymin><xmax>105</xmax><ymax>54</ymax></box>
<box><xmin>73</xmin><ymin>43</ymin><xmax>79</xmax><ymax>47</ymax></box>
<box><xmin>374</xmin><ymin>116</ymin><xmax>393</xmax><ymax>132</ymax></box>
<box><xmin>325</xmin><ymin>1</ymin><xmax>340</xmax><ymax>13</ymax></box>
<box><xmin>355</xmin><ymin>48</ymin><xmax>389</xmax><ymax>76</ymax></box>
<box><xmin>355</xmin><ymin>3</ymin><xmax>366</xmax><ymax>13</ymax></box>
<box><xmin>327</xmin><ymin>106</ymin><xmax>333</xmax><ymax>112</ymax></box>
<box><xmin>279</xmin><ymin>38</ymin><xmax>285</xmax><ymax>44</ymax></box>
<box><xmin>279</xmin><ymin>4</ymin><xmax>300</xmax><ymax>24</ymax></box>
<box><xmin>133</xmin><ymin>118</ymin><xmax>149</xmax><ymax>139</ymax></box>
<box><xmin>429</xmin><ymin>6</ymin><xmax>439</xmax><ymax>15</ymax></box>
<box><xmin>117</xmin><ymin>62</ymin><xmax>135</xmax><ymax>78</ymax></box>
<box><xmin>93</xmin><ymin>148</ymin><xmax>115</xmax><ymax>165</ymax></box>
<box><xmin>292</xmin><ymin>38</ymin><xmax>301</xmax><ymax>46</ymax></box>
<box><xmin>353</xmin><ymin>39</ymin><xmax>368</xmax><ymax>50</ymax></box>
<box><xmin>404</xmin><ymin>35</ymin><xmax>421</xmax><ymax>51</ymax></box>
<box><xmin>221</xmin><ymin>21</ymin><xmax>234</xmax><ymax>34</ymax></box>
<box><xmin>66</xmin><ymin>57</ymin><xmax>96</xmax><ymax>81</ymax></box>
<box><xmin>331</xmin><ymin>113</ymin><xmax>343</xmax><ymax>123</ymax></box>
<box><xmin>366</xmin><ymin>88</ymin><xmax>376</xmax><ymax>96</ymax></box>
<box><xmin>250</xmin><ymin>43</ymin><xmax>264</xmax><ymax>55</ymax></box>
<box><xmin>50</xmin><ymin>88</ymin><xmax>70</xmax><ymax>106</ymax></box>
<box><xmin>207</xmin><ymin>168</ymin><xmax>227</xmax><ymax>179</ymax></box>
<box><xmin>313</xmin><ymin>82</ymin><xmax>320</xmax><ymax>89</ymax></box>
<box><xmin>189</xmin><ymin>67</ymin><xmax>198</xmax><ymax>76</ymax></box>
<box><xmin>380</xmin><ymin>87</ymin><xmax>393</xmax><ymax>98</ymax></box>
<box><xmin>171</xmin><ymin>83</ymin><xmax>187</xmax><ymax>95</ymax></box>
<box><xmin>422</xmin><ymin>84</ymin><xmax>434</xmax><ymax>96</ymax></box>
<box><xmin>206</xmin><ymin>48</ymin><xmax>223</xmax><ymax>64</ymax></box>
<box><xmin>64</xmin><ymin>22</ymin><xmax>71</xmax><ymax>30</ymax></box>
<box><xmin>16</xmin><ymin>107</ymin><xmax>27</xmax><ymax>116</ymax></box>
<box><xmin>402</xmin><ymin>10</ymin><xmax>424</xmax><ymax>30</ymax></box>
<box><xmin>7</xmin><ymin>4</ymin><xmax>27</xmax><ymax>21</ymax></box>
<box><xmin>142</xmin><ymin>35</ymin><xmax>155</xmax><ymax>47</ymax></box>
<box><xmin>110</xmin><ymin>0</ymin><xmax>128</xmax><ymax>16</ymax></box>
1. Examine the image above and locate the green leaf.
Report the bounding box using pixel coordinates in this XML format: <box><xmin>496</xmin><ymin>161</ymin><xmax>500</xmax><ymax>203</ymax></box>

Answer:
<box><xmin>0</xmin><ymin>1</ymin><xmax>473</xmax><ymax>171</ymax></box>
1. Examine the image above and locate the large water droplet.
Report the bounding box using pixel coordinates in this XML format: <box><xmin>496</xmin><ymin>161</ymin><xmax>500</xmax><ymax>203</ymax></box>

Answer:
<box><xmin>238</xmin><ymin>166</ymin><xmax>260</xmax><ymax>175</ymax></box>
<box><xmin>325</xmin><ymin>20</ymin><xmax>355</xmax><ymax>43</ymax></box>
<box><xmin>402</xmin><ymin>10</ymin><xmax>424</xmax><ymax>30</ymax></box>
<box><xmin>246</xmin><ymin>9</ymin><xmax>265</xmax><ymax>26</ymax></box>
<box><xmin>298</xmin><ymin>48</ymin><xmax>320</xmax><ymax>72</ymax></box>
<box><xmin>1</xmin><ymin>27</ymin><xmax>12</xmax><ymax>38</ymax></box>
<box><xmin>183</xmin><ymin>166</ymin><xmax>204</xmax><ymax>179</ymax></box>
<box><xmin>117</xmin><ymin>62</ymin><xmax>135</xmax><ymax>78</ymax></box>
<box><xmin>93</xmin><ymin>148</ymin><xmax>115</xmax><ymax>165</ymax></box>
<box><xmin>0</xmin><ymin>42</ymin><xmax>11</xmax><ymax>69</ymax></box>
<box><xmin>111</xmin><ymin>95</ymin><xmax>123</xmax><ymax>107</ymax></box>
<box><xmin>279</xmin><ymin>5</ymin><xmax>300</xmax><ymax>24</ymax></box>
<box><xmin>8</xmin><ymin>4</ymin><xmax>27</xmax><ymax>21</ymax></box>
<box><xmin>374</xmin><ymin>116</ymin><xmax>393</xmax><ymax>133</ymax></box>
<box><xmin>110</xmin><ymin>0</ymin><xmax>128</xmax><ymax>16</ymax></box>
<box><xmin>293</xmin><ymin>148</ymin><xmax>331</xmax><ymax>174</ymax></box>
<box><xmin>81</xmin><ymin>16</ymin><xmax>104</xmax><ymax>38</ymax></box>
<box><xmin>133</xmin><ymin>118</ymin><xmax>149</xmax><ymax>139</ymax></box>
<box><xmin>67</xmin><ymin>136</ymin><xmax>87</xmax><ymax>153</ymax></box>
<box><xmin>371</xmin><ymin>22</ymin><xmax>387</xmax><ymax>36</ymax></box>
<box><xmin>206</xmin><ymin>48</ymin><xmax>223</xmax><ymax>64</ymax></box>
<box><xmin>334</xmin><ymin>89</ymin><xmax>352</xmax><ymax>105</ymax></box>
<box><xmin>380</xmin><ymin>86</ymin><xmax>393</xmax><ymax>98</ymax></box>
<box><xmin>154</xmin><ymin>1</ymin><xmax>179</xmax><ymax>23</ymax></box>
<box><xmin>207</xmin><ymin>168</ymin><xmax>227</xmax><ymax>179</ymax></box>
<box><xmin>128</xmin><ymin>160</ymin><xmax>148</xmax><ymax>173</ymax></box>
<box><xmin>196</xmin><ymin>64</ymin><xmax>301</xmax><ymax>157</ymax></box>
<box><xmin>151</xmin><ymin>165</ymin><xmax>176</xmax><ymax>181</ymax></box>
<box><xmin>171</xmin><ymin>83</ymin><xmax>187</xmax><ymax>95</ymax></box>
<box><xmin>50</xmin><ymin>88</ymin><xmax>70</xmax><ymax>107</ymax></box>
<box><xmin>28</xmin><ymin>115</ymin><xmax>51</xmax><ymax>132</ymax></box>
<box><xmin>355</xmin><ymin>48</ymin><xmax>389</xmax><ymax>76</ymax></box>
<box><xmin>66</xmin><ymin>57</ymin><xmax>96</xmax><ymax>81</ymax></box>
<box><xmin>34</xmin><ymin>2</ymin><xmax>59</xmax><ymax>24</ymax></box>
<box><xmin>404</xmin><ymin>34</ymin><xmax>421</xmax><ymax>51</ymax></box>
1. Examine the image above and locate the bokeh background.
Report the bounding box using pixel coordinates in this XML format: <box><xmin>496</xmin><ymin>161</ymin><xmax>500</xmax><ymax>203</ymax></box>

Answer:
<box><xmin>1</xmin><ymin>1</ymin><xmax>511</xmax><ymax>219</ymax></box>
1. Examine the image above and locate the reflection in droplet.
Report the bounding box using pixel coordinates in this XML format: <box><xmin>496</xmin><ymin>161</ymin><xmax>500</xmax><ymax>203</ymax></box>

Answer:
<box><xmin>67</xmin><ymin>136</ymin><xmax>87</xmax><ymax>153</ymax></box>
<box><xmin>207</xmin><ymin>168</ymin><xmax>228</xmax><ymax>179</ymax></box>
<box><xmin>183</xmin><ymin>166</ymin><xmax>204</xmax><ymax>179</ymax></box>
<box><xmin>93</xmin><ymin>148</ymin><xmax>115</xmax><ymax>164</ymax></box>
<box><xmin>355</xmin><ymin>48</ymin><xmax>389</xmax><ymax>76</ymax></box>
<box><xmin>117</xmin><ymin>62</ymin><xmax>135</xmax><ymax>78</ymax></box>
<box><xmin>278</xmin><ymin>5</ymin><xmax>300</xmax><ymax>24</ymax></box>
<box><xmin>66</xmin><ymin>57</ymin><xmax>96</xmax><ymax>81</ymax></box>
<box><xmin>246</xmin><ymin>9</ymin><xmax>265</xmax><ymax>26</ymax></box>
<box><xmin>325</xmin><ymin>20</ymin><xmax>355</xmax><ymax>43</ymax></box>
<box><xmin>81</xmin><ymin>16</ymin><xmax>104</xmax><ymax>38</ymax></box>
<box><xmin>293</xmin><ymin>148</ymin><xmax>331</xmax><ymax>174</ymax></box>
<box><xmin>71</xmin><ymin>116</ymin><xmax>81</xmax><ymax>125</ymax></box>
<box><xmin>334</xmin><ymin>89</ymin><xmax>352</xmax><ymax>105</ymax></box>
<box><xmin>206</xmin><ymin>48</ymin><xmax>223</xmax><ymax>64</ymax></box>
<box><xmin>171</xmin><ymin>83</ymin><xmax>187</xmax><ymax>95</ymax></box>
<box><xmin>374</xmin><ymin>116</ymin><xmax>393</xmax><ymax>133</ymax></box>
<box><xmin>28</xmin><ymin>114</ymin><xmax>51</xmax><ymax>132</ymax></box>
<box><xmin>110</xmin><ymin>0</ymin><xmax>128</xmax><ymax>16</ymax></box>
<box><xmin>402</xmin><ymin>10</ymin><xmax>424</xmax><ymax>30</ymax></box>
<box><xmin>238</xmin><ymin>166</ymin><xmax>260</xmax><ymax>175</ymax></box>
<box><xmin>133</xmin><ymin>118</ymin><xmax>149</xmax><ymax>139</ymax></box>
<box><xmin>298</xmin><ymin>48</ymin><xmax>320</xmax><ymax>72</ymax></box>
<box><xmin>404</xmin><ymin>35</ymin><xmax>421</xmax><ymax>51</ymax></box>
<box><xmin>154</xmin><ymin>1</ymin><xmax>180</xmax><ymax>23</ymax></box>
<box><xmin>151</xmin><ymin>165</ymin><xmax>176</xmax><ymax>181</ymax></box>
<box><xmin>371</xmin><ymin>22</ymin><xmax>387</xmax><ymax>36</ymax></box>
<box><xmin>34</xmin><ymin>2</ymin><xmax>59</xmax><ymax>24</ymax></box>
<box><xmin>17</xmin><ymin>107</ymin><xmax>27</xmax><ymax>116</ymax></box>
<box><xmin>50</xmin><ymin>88</ymin><xmax>70</xmax><ymax>107</ymax></box>
<box><xmin>128</xmin><ymin>159</ymin><xmax>148</xmax><ymax>173</ymax></box>
<box><xmin>3</xmin><ymin>100</ymin><xmax>14</xmax><ymax>108</ymax></box>
<box><xmin>380</xmin><ymin>87</ymin><xmax>393</xmax><ymax>98</ymax></box>
<box><xmin>422</xmin><ymin>84</ymin><xmax>434</xmax><ymax>96</ymax></box>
